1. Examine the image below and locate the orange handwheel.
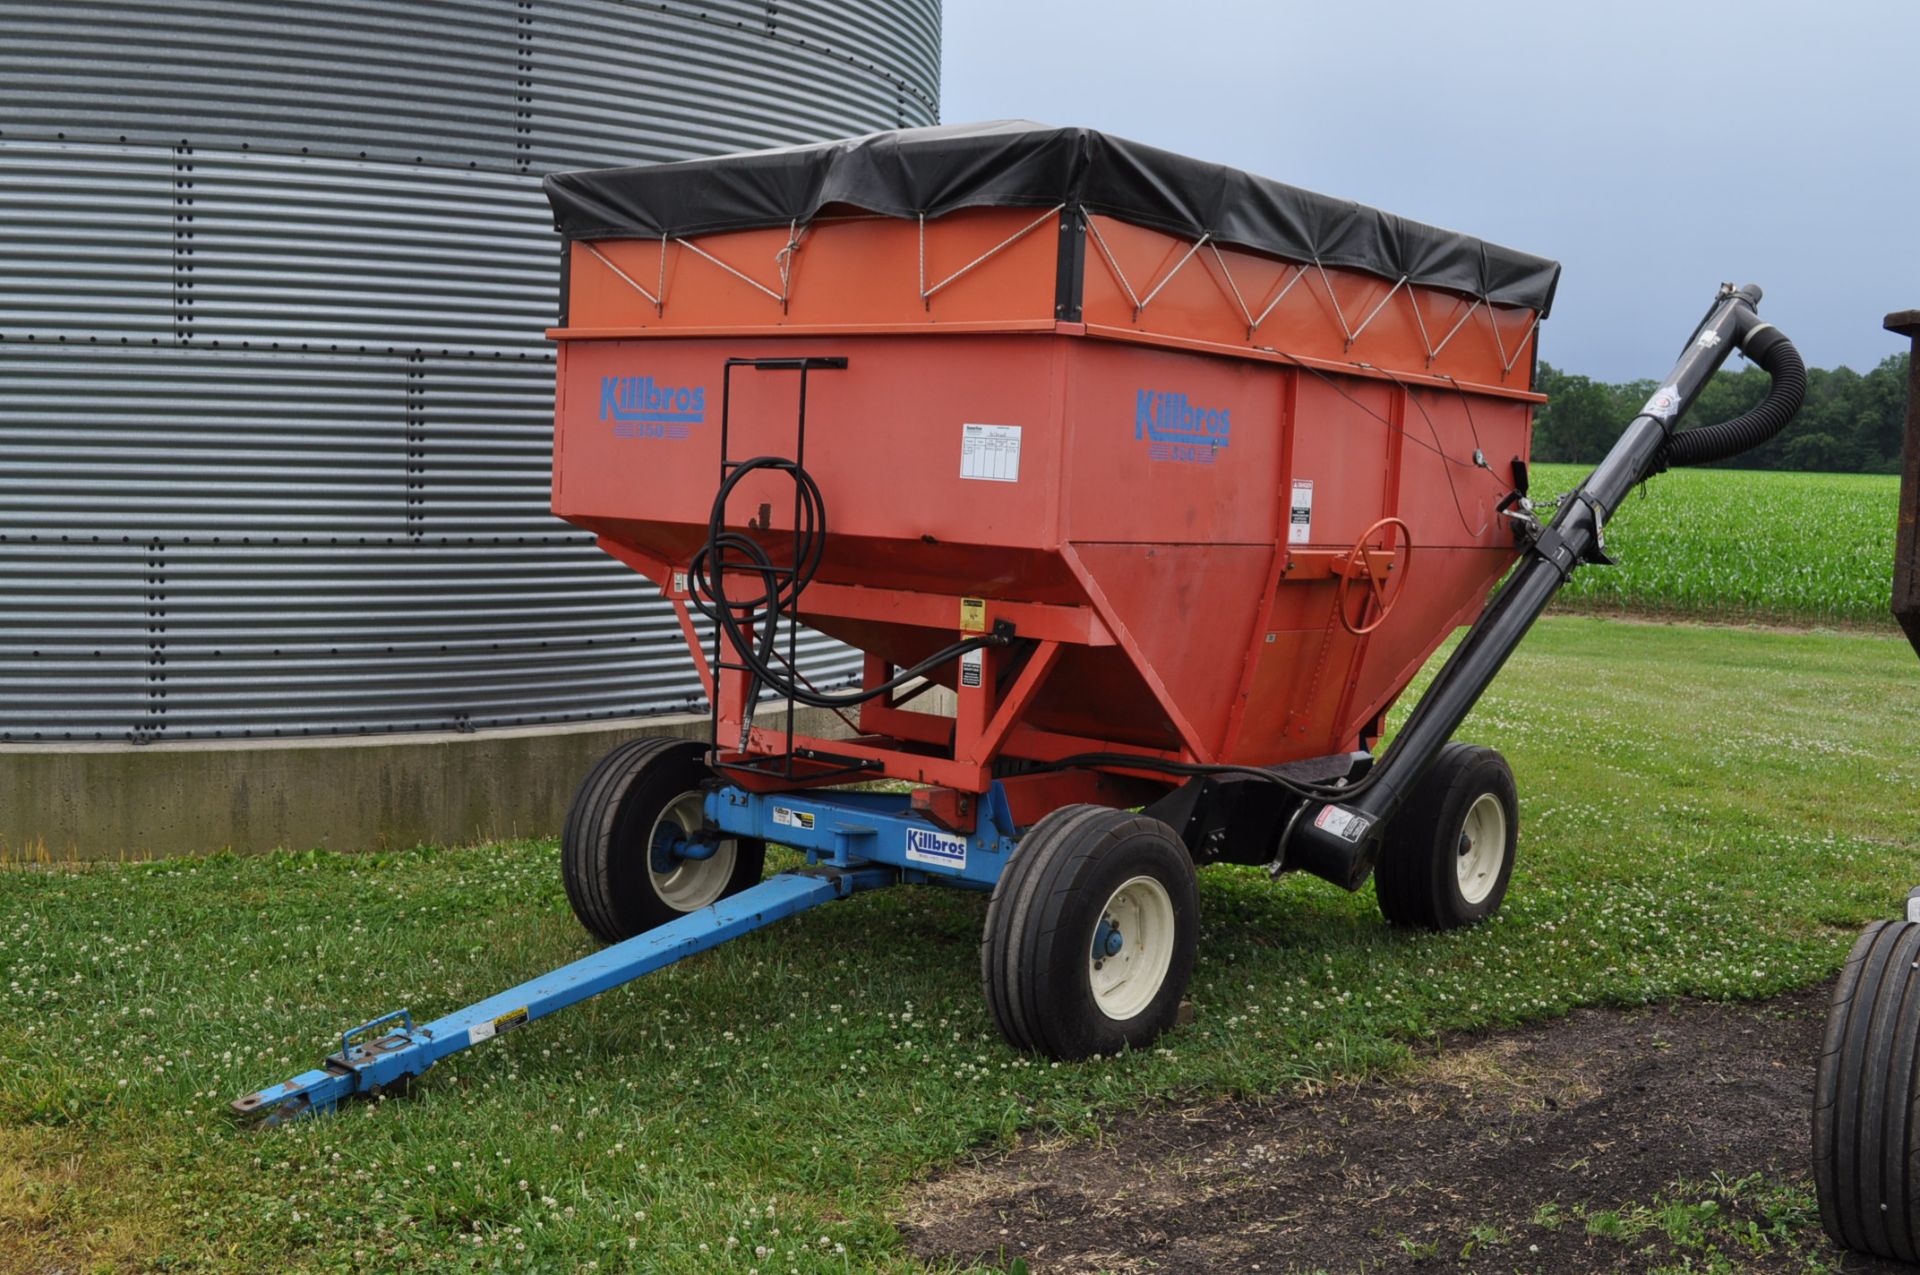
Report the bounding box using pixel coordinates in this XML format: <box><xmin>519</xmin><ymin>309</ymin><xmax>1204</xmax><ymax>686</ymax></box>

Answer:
<box><xmin>1338</xmin><ymin>517</ymin><xmax>1413</xmax><ymax>636</ymax></box>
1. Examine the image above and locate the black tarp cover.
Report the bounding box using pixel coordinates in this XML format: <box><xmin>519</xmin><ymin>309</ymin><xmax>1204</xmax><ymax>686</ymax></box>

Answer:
<box><xmin>544</xmin><ymin>122</ymin><xmax>1560</xmax><ymax>316</ymax></box>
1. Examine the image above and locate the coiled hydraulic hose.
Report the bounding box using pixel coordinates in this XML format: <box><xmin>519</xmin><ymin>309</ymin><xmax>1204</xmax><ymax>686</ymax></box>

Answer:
<box><xmin>1658</xmin><ymin>322</ymin><xmax>1807</xmax><ymax>470</ymax></box>
<box><xmin>688</xmin><ymin>455</ymin><xmax>1006</xmax><ymax>710</ymax></box>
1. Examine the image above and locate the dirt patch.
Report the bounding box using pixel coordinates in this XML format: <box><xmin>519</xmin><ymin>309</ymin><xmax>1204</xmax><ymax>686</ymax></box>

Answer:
<box><xmin>902</xmin><ymin>986</ymin><xmax>1903</xmax><ymax>1273</ymax></box>
<box><xmin>0</xmin><ymin>1126</ymin><xmax>153</xmax><ymax>1275</ymax></box>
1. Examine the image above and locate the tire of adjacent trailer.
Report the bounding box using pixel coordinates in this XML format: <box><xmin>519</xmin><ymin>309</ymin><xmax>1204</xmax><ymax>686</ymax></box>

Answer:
<box><xmin>981</xmin><ymin>804</ymin><xmax>1198</xmax><ymax>1061</ymax></box>
<box><xmin>1812</xmin><ymin>918</ymin><xmax>1920</xmax><ymax>1262</ymax></box>
<box><xmin>561</xmin><ymin>737</ymin><xmax>766</xmax><ymax>945</ymax></box>
<box><xmin>1373</xmin><ymin>741</ymin><xmax>1517</xmax><ymax>931</ymax></box>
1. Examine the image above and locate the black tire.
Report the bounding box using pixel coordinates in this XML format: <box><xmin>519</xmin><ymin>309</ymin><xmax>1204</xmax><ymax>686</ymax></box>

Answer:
<box><xmin>560</xmin><ymin>737</ymin><xmax>766</xmax><ymax>944</ymax></box>
<box><xmin>1373</xmin><ymin>742</ymin><xmax>1517</xmax><ymax>930</ymax></box>
<box><xmin>980</xmin><ymin>805</ymin><xmax>1199</xmax><ymax>1061</ymax></box>
<box><xmin>1813</xmin><ymin>919</ymin><xmax>1920</xmax><ymax>1262</ymax></box>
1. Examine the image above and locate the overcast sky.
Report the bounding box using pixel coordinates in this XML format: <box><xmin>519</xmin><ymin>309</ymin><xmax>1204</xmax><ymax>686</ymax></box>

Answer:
<box><xmin>941</xmin><ymin>0</ymin><xmax>1917</xmax><ymax>382</ymax></box>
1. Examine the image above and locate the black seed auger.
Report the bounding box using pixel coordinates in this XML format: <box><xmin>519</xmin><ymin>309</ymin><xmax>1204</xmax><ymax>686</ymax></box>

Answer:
<box><xmin>1283</xmin><ymin>284</ymin><xmax>1804</xmax><ymax>889</ymax></box>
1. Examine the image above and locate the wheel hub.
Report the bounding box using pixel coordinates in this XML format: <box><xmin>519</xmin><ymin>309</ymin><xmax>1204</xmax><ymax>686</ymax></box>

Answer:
<box><xmin>1455</xmin><ymin>791</ymin><xmax>1508</xmax><ymax>906</ymax></box>
<box><xmin>648</xmin><ymin>791</ymin><xmax>739</xmax><ymax>912</ymax></box>
<box><xmin>1087</xmin><ymin>876</ymin><xmax>1176</xmax><ymax>1021</ymax></box>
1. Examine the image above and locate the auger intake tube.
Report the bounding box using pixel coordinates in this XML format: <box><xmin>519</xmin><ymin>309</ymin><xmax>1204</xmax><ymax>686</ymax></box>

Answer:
<box><xmin>1285</xmin><ymin>284</ymin><xmax>1803</xmax><ymax>889</ymax></box>
<box><xmin>1661</xmin><ymin>321</ymin><xmax>1808</xmax><ymax>469</ymax></box>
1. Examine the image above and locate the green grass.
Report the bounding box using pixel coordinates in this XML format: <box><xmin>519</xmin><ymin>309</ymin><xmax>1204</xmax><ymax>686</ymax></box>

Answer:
<box><xmin>1533</xmin><ymin>464</ymin><xmax>1900</xmax><ymax>627</ymax></box>
<box><xmin>1578</xmin><ymin>1172</ymin><xmax>1831</xmax><ymax>1274</ymax></box>
<box><xmin>4</xmin><ymin>616</ymin><xmax>1919</xmax><ymax>1272</ymax></box>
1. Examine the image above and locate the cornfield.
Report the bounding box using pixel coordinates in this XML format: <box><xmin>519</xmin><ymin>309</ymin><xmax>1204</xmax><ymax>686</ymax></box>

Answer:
<box><xmin>1532</xmin><ymin>464</ymin><xmax>1898</xmax><ymax>627</ymax></box>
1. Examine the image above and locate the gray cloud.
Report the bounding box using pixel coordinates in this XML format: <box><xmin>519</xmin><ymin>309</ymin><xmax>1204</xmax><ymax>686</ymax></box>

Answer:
<box><xmin>942</xmin><ymin>0</ymin><xmax>1918</xmax><ymax>380</ymax></box>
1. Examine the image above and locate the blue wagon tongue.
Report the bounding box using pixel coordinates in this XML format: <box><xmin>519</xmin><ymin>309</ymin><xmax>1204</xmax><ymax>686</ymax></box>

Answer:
<box><xmin>230</xmin><ymin>867</ymin><xmax>892</xmax><ymax>1126</ymax></box>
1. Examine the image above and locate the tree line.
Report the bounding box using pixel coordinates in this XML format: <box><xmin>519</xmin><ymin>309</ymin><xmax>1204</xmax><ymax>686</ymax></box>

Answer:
<box><xmin>1531</xmin><ymin>352</ymin><xmax>1911</xmax><ymax>473</ymax></box>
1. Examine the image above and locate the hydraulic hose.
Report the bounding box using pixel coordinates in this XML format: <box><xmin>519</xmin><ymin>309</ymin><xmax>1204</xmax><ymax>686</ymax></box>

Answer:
<box><xmin>1659</xmin><ymin>322</ymin><xmax>1808</xmax><ymax>469</ymax></box>
<box><xmin>1025</xmin><ymin>750</ymin><xmax>1372</xmax><ymax>805</ymax></box>
<box><xmin>688</xmin><ymin>455</ymin><xmax>1005</xmax><ymax>710</ymax></box>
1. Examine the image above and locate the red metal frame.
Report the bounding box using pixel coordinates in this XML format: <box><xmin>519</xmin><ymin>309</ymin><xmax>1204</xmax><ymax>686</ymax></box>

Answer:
<box><xmin>598</xmin><ymin>532</ymin><xmax>1180</xmax><ymax>802</ymax></box>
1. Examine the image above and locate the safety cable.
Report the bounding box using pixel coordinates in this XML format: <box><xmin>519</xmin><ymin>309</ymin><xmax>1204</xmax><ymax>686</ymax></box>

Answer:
<box><xmin>1055</xmin><ymin>751</ymin><xmax>1382</xmax><ymax>803</ymax></box>
<box><xmin>1371</xmin><ymin>364</ymin><xmax>1497</xmax><ymax>538</ymax></box>
<box><xmin>688</xmin><ymin>456</ymin><xmax>1007</xmax><ymax>710</ymax></box>
<box><xmin>1279</xmin><ymin>355</ymin><xmax>1503</xmax><ymax>540</ymax></box>
<box><xmin>1024</xmin><ymin>750</ymin><xmax>1385</xmax><ymax>805</ymax></box>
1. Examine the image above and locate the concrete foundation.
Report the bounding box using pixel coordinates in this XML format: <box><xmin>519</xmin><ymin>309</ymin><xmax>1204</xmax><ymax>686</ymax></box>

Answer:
<box><xmin>0</xmin><ymin>706</ymin><xmax>854</xmax><ymax>861</ymax></box>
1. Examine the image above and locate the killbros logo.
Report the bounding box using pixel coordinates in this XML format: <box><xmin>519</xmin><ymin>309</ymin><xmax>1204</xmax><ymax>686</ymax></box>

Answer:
<box><xmin>903</xmin><ymin>825</ymin><xmax>967</xmax><ymax>871</ymax></box>
<box><xmin>1135</xmin><ymin>389</ymin><xmax>1231</xmax><ymax>464</ymax></box>
<box><xmin>600</xmin><ymin>375</ymin><xmax>705</xmax><ymax>439</ymax></box>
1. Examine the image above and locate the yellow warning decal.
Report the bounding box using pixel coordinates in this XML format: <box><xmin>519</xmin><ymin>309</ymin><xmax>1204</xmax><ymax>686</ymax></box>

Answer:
<box><xmin>960</xmin><ymin>597</ymin><xmax>987</xmax><ymax>632</ymax></box>
<box><xmin>469</xmin><ymin>1006</ymin><xmax>529</xmax><ymax>1045</ymax></box>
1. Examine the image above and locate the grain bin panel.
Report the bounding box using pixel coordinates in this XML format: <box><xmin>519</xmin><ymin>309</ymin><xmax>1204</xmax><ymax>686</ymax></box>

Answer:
<box><xmin>146</xmin><ymin>545</ymin><xmax>858</xmax><ymax>738</ymax></box>
<box><xmin>529</xmin><ymin>1</ymin><xmax>922</xmax><ymax>171</ymax></box>
<box><xmin>153</xmin><ymin>543</ymin><xmax>695</xmax><ymax>738</ymax></box>
<box><xmin>416</xmin><ymin>357</ymin><xmax>566</xmax><ymax>539</ymax></box>
<box><xmin>182</xmin><ymin>154</ymin><xmax>557</xmax><ymax>352</ymax></box>
<box><xmin>775</xmin><ymin>0</ymin><xmax>940</xmax><ymax>109</ymax></box>
<box><xmin>0</xmin><ymin>0</ymin><xmax>936</xmax><ymax>742</ymax></box>
<box><xmin>0</xmin><ymin>347</ymin><xmax>411</xmax><ymax>540</ymax></box>
<box><xmin>0</xmin><ymin>1</ymin><xmax>524</xmax><ymax>169</ymax></box>
<box><xmin>0</xmin><ymin>545</ymin><xmax>155</xmax><ymax>743</ymax></box>
<box><xmin>0</xmin><ymin>143</ymin><xmax>176</xmax><ymax>342</ymax></box>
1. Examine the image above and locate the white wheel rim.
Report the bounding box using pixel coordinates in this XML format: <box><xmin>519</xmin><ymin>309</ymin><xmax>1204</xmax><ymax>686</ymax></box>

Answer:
<box><xmin>1088</xmin><ymin>875</ymin><xmax>1177</xmax><ymax>1022</ymax></box>
<box><xmin>1456</xmin><ymin>792</ymin><xmax>1508</xmax><ymax>905</ymax></box>
<box><xmin>648</xmin><ymin>790</ymin><xmax>737</xmax><ymax>912</ymax></box>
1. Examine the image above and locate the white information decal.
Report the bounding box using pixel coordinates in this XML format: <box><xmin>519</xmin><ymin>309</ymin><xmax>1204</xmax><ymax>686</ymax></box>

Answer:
<box><xmin>1641</xmin><ymin>385</ymin><xmax>1682</xmax><ymax>422</ymax></box>
<box><xmin>959</xmin><ymin>648</ymin><xmax>984</xmax><ymax>688</ymax></box>
<box><xmin>1288</xmin><ymin>479</ymin><xmax>1315</xmax><ymax>545</ymax></box>
<box><xmin>1313</xmin><ymin>806</ymin><xmax>1374</xmax><ymax>844</ymax></box>
<box><xmin>960</xmin><ymin>423</ymin><xmax>1022</xmax><ymax>482</ymax></box>
<box><xmin>1313</xmin><ymin>805</ymin><xmax>1372</xmax><ymax>844</ymax></box>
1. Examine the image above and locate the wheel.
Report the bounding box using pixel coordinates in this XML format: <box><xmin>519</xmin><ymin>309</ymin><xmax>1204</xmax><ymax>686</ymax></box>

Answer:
<box><xmin>561</xmin><ymin>737</ymin><xmax>766</xmax><ymax>944</ymax></box>
<box><xmin>980</xmin><ymin>805</ymin><xmax>1199</xmax><ymax>1061</ymax></box>
<box><xmin>1373</xmin><ymin>742</ymin><xmax>1517</xmax><ymax>930</ymax></box>
<box><xmin>1813</xmin><ymin>919</ymin><xmax>1920</xmax><ymax>1261</ymax></box>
